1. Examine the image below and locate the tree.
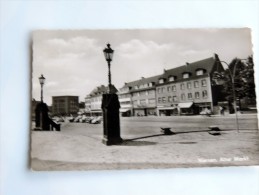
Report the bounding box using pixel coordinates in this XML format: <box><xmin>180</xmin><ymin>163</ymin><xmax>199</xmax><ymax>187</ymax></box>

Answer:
<box><xmin>219</xmin><ymin>56</ymin><xmax>256</xmax><ymax>110</ymax></box>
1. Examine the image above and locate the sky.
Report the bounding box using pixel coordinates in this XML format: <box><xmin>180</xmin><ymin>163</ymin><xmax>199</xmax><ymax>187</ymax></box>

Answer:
<box><xmin>32</xmin><ymin>29</ymin><xmax>253</xmax><ymax>105</ymax></box>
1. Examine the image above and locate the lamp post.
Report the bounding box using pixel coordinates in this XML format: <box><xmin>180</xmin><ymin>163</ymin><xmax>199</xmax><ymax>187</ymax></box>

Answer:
<box><xmin>39</xmin><ymin>74</ymin><xmax>46</xmax><ymax>102</ymax></box>
<box><xmin>103</xmin><ymin>43</ymin><xmax>114</xmax><ymax>93</ymax></box>
<box><xmin>35</xmin><ymin>74</ymin><xmax>48</xmax><ymax>130</ymax></box>
<box><xmin>216</xmin><ymin>59</ymin><xmax>242</xmax><ymax>133</ymax></box>
<box><xmin>101</xmin><ymin>43</ymin><xmax>122</xmax><ymax>145</ymax></box>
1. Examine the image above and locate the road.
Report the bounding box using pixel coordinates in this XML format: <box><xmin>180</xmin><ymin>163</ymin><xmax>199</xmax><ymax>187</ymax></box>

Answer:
<box><xmin>60</xmin><ymin>114</ymin><xmax>258</xmax><ymax>139</ymax></box>
<box><xmin>31</xmin><ymin>114</ymin><xmax>259</xmax><ymax>170</ymax></box>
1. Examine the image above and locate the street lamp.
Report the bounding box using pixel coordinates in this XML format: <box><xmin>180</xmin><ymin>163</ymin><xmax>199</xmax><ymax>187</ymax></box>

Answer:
<box><xmin>39</xmin><ymin>74</ymin><xmax>45</xmax><ymax>102</ymax></box>
<box><xmin>103</xmin><ymin>43</ymin><xmax>114</xmax><ymax>93</ymax></box>
<box><xmin>101</xmin><ymin>43</ymin><xmax>122</xmax><ymax>145</ymax></box>
<box><xmin>216</xmin><ymin>59</ymin><xmax>244</xmax><ymax>133</ymax></box>
<box><xmin>35</xmin><ymin>74</ymin><xmax>49</xmax><ymax>130</ymax></box>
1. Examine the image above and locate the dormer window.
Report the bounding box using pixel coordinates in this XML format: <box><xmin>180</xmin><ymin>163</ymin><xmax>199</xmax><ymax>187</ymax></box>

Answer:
<box><xmin>169</xmin><ymin>76</ymin><xmax>176</xmax><ymax>82</ymax></box>
<box><xmin>196</xmin><ymin>69</ymin><xmax>206</xmax><ymax>76</ymax></box>
<box><xmin>159</xmin><ymin>78</ymin><xmax>165</xmax><ymax>84</ymax></box>
<box><xmin>183</xmin><ymin>72</ymin><xmax>191</xmax><ymax>79</ymax></box>
<box><xmin>134</xmin><ymin>85</ymin><xmax>139</xmax><ymax>90</ymax></box>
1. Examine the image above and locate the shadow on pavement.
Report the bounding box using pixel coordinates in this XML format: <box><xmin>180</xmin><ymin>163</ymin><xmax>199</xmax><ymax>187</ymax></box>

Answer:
<box><xmin>124</xmin><ymin>134</ymin><xmax>164</xmax><ymax>141</ymax></box>
<box><xmin>119</xmin><ymin>134</ymin><xmax>165</xmax><ymax>146</ymax></box>
<box><xmin>120</xmin><ymin>140</ymin><xmax>157</xmax><ymax>146</ymax></box>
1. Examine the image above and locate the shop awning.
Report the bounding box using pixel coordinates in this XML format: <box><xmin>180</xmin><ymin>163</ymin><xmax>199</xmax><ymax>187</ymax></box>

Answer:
<box><xmin>158</xmin><ymin>107</ymin><xmax>177</xmax><ymax>110</ymax></box>
<box><xmin>90</xmin><ymin>110</ymin><xmax>102</xmax><ymax>113</ymax></box>
<box><xmin>120</xmin><ymin>108</ymin><xmax>130</xmax><ymax>113</ymax></box>
<box><xmin>178</xmin><ymin>102</ymin><xmax>193</xmax><ymax>108</ymax></box>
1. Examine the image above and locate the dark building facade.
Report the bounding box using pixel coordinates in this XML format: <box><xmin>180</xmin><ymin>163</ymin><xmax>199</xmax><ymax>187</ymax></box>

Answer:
<box><xmin>52</xmin><ymin>96</ymin><xmax>79</xmax><ymax>115</ymax></box>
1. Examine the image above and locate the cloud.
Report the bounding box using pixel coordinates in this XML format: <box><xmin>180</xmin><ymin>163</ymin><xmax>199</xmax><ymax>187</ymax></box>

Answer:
<box><xmin>32</xmin><ymin>29</ymin><xmax>253</xmax><ymax>105</ymax></box>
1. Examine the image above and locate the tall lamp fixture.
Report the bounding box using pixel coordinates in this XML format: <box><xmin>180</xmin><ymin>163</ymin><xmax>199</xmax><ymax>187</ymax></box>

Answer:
<box><xmin>101</xmin><ymin>43</ymin><xmax>122</xmax><ymax>145</ymax></box>
<box><xmin>39</xmin><ymin>74</ymin><xmax>45</xmax><ymax>103</ymax></box>
<box><xmin>103</xmin><ymin>43</ymin><xmax>114</xmax><ymax>93</ymax></box>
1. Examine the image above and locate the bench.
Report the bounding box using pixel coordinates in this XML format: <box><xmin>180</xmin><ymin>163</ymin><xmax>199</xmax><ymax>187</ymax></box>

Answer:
<box><xmin>208</xmin><ymin>126</ymin><xmax>220</xmax><ymax>131</ymax></box>
<box><xmin>208</xmin><ymin>126</ymin><xmax>221</xmax><ymax>136</ymax></box>
<box><xmin>160</xmin><ymin>127</ymin><xmax>174</xmax><ymax>135</ymax></box>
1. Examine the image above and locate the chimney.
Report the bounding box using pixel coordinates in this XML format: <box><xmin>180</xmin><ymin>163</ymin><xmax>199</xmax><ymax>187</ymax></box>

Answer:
<box><xmin>186</xmin><ymin>62</ymin><xmax>190</xmax><ymax>66</ymax></box>
<box><xmin>164</xmin><ymin>69</ymin><xmax>167</xmax><ymax>73</ymax></box>
<box><xmin>214</xmin><ymin>53</ymin><xmax>219</xmax><ymax>60</ymax></box>
<box><xmin>141</xmin><ymin>77</ymin><xmax>145</xmax><ymax>79</ymax></box>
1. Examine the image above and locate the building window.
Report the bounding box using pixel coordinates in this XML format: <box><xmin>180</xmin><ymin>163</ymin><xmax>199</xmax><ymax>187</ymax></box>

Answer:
<box><xmin>195</xmin><ymin>92</ymin><xmax>200</xmax><ymax>99</ymax></box>
<box><xmin>187</xmin><ymin>82</ymin><xmax>191</xmax><ymax>89</ymax></box>
<box><xmin>168</xmin><ymin>96</ymin><xmax>172</xmax><ymax>102</ymax></box>
<box><xmin>169</xmin><ymin>76</ymin><xmax>175</xmax><ymax>82</ymax></box>
<box><xmin>196</xmin><ymin>70</ymin><xmax>204</xmax><ymax>76</ymax></box>
<box><xmin>148</xmin><ymin>90</ymin><xmax>155</xmax><ymax>95</ymax></box>
<box><xmin>201</xmin><ymin>79</ymin><xmax>207</xmax><ymax>87</ymax></box>
<box><xmin>161</xmin><ymin>87</ymin><xmax>165</xmax><ymax>93</ymax></box>
<box><xmin>167</xmin><ymin>86</ymin><xmax>171</xmax><ymax>92</ymax></box>
<box><xmin>159</xmin><ymin>78</ymin><xmax>164</xmax><ymax>84</ymax></box>
<box><xmin>133</xmin><ymin>100</ymin><xmax>138</xmax><ymax>106</ymax></box>
<box><xmin>140</xmin><ymin>99</ymin><xmax>146</xmax><ymax>105</ymax></box>
<box><xmin>148</xmin><ymin>98</ymin><xmax>156</xmax><ymax>104</ymax></box>
<box><xmin>133</xmin><ymin>92</ymin><xmax>139</xmax><ymax>97</ymax></box>
<box><xmin>194</xmin><ymin>81</ymin><xmax>199</xmax><ymax>88</ymax></box>
<box><xmin>162</xmin><ymin>97</ymin><xmax>166</xmax><ymax>103</ymax></box>
<box><xmin>180</xmin><ymin>83</ymin><xmax>185</xmax><ymax>90</ymax></box>
<box><xmin>157</xmin><ymin>88</ymin><xmax>161</xmax><ymax>94</ymax></box>
<box><xmin>183</xmin><ymin>73</ymin><xmax>190</xmax><ymax>79</ymax></box>
<box><xmin>173</xmin><ymin>96</ymin><xmax>177</xmax><ymax>102</ymax></box>
<box><xmin>202</xmin><ymin>90</ymin><xmax>208</xmax><ymax>98</ymax></box>
<box><xmin>188</xmin><ymin>93</ymin><xmax>192</xmax><ymax>99</ymax></box>
<box><xmin>140</xmin><ymin>91</ymin><xmax>146</xmax><ymax>96</ymax></box>
<box><xmin>181</xmin><ymin>93</ymin><xmax>186</xmax><ymax>101</ymax></box>
<box><xmin>158</xmin><ymin>97</ymin><xmax>162</xmax><ymax>103</ymax></box>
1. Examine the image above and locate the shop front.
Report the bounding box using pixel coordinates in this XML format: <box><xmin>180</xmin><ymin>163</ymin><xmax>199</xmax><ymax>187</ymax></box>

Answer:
<box><xmin>157</xmin><ymin>106</ymin><xmax>178</xmax><ymax>116</ymax></box>
<box><xmin>178</xmin><ymin>102</ymin><xmax>194</xmax><ymax>115</ymax></box>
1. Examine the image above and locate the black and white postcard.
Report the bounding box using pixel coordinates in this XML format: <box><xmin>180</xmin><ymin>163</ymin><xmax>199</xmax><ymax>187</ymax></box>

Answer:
<box><xmin>30</xmin><ymin>29</ymin><xmax>258</xmax><ymax>170</ymax></box>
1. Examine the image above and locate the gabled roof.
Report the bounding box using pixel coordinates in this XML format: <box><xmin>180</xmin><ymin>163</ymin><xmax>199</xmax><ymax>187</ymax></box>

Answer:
<box><xmin>163</xmin><ymin>57</ymin><xmax>216</xmax><ymax>80</ymax></box>
<box><xmin>122</xmin><ymin>75</ymin><xmax>162</xmax><ymax>89</ymax></box>
<box><xmin>120</xmin><ymin>54</ymin><xmax>222</xmax><ymax>91</ymax></box>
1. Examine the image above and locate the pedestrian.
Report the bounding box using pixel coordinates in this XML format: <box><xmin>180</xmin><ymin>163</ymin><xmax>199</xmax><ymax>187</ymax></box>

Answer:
<box><xmin>219</xmin><ymin>106</ymin><xmax>223</xmax><ymax>115</ymax></box>
<box><xmin>222</xmin><ymin>106</ymin><xmax>225</xmax><ymax>115</ymax></box>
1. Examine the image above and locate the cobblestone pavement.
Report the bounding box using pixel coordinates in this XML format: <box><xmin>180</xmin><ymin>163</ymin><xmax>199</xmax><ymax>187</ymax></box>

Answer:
<box><xmin>30</xmin><ymin>114</ymin><xmax>259</xmax><ymax>171</ymax></box>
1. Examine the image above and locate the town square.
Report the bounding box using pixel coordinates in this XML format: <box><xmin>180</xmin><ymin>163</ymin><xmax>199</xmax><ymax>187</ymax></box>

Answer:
<box><xmin>30</xmin><ymin>29</ymin><xmax>258</xmax><ymax>170</ymax></box>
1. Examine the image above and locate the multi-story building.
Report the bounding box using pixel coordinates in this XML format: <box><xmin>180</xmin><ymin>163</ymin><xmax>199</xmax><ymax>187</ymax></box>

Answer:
<box><xmin>118</xmin><ymin>84</ymin><xmax>133</xmax><ymax>116</ymax></box>
<box><xmin>118</xmin><ymin>54</ymin><xmax>225</xmax><ymax>116</ymax></box>
<box><xmin>52</xmin><ymin>96</ymin><xmax>79</xmax><ymax>115</ymax></box>
<box><xmin>85</xmin><ymin>85</ymin><xmax>117</xmax><ymax>116</ymax></box>
<box><xmin>119</xmin><ymin>75</ymin><xmax>161</xmax><ymax>116</ymax></box>
<box><xmin>156</xmin><ymin>54</ymin><xmax>224</xmax><ymax>116</ymax></box>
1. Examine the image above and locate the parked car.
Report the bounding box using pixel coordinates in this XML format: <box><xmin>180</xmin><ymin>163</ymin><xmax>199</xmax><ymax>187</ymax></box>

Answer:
<box><xmin>74</xmin><ymin>115</ymin><xmax>82</xmax><ymax>122</ymax></box>
<box><xmin>80</xmin><ymin>115</ymin><xmax>87</xmax><ymax>123</ymax></box>
<box><xmin>86</xmin><ymin>116</ymin><xmax>94</xmax><ymax>123</ymax></box>
<box><xmin>91</xmin><ymin>116</ymin><xmax>102</xmax><ymax>124</ymax></box>
<box><xmin>68</xmin><ymin>115</ymin><xmax>75</xmax><ymax>122</ymax></box>
<box><xmin>200</xmin><ymin>108</ymin><xmax>212</xmax><ymax>117</ymax></box>
<box><xmin>52</xmin><ymin>116</ymin><xmax>64</xmax><ymax>123</ymax></box>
